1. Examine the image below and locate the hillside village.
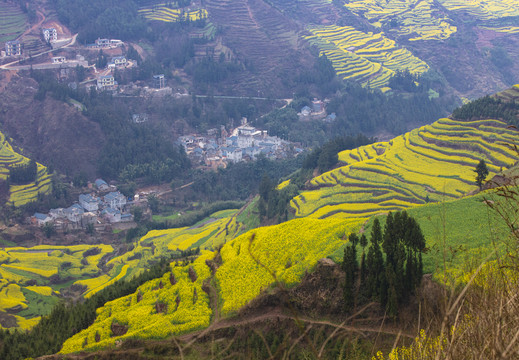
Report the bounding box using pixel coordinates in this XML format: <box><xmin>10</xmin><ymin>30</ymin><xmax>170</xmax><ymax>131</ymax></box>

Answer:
<box><xmin>30</xmin><ymin>179</ymin><xmax>145</xmax><ymax>232</ymax></box>
<box><xmin>178</xmin><ymin>122</ymin><xmax>303</xmax><ymax>168</ymax></box>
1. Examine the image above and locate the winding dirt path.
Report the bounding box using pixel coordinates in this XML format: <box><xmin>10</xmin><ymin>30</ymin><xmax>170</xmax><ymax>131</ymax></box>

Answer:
<box><xmin>180</xmin><ymin>309</ymin><xmax>415</xmax><ymax>347</ymax></box>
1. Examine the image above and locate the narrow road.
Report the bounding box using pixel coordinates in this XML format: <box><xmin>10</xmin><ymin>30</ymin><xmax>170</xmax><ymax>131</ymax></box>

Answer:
<box><xmin>0</xmin><ymin>34</ymin><xmax>78</xmax><ymax>70</ymax></box>
<box><xmin>194</xmin><ymin>94</ymin><xmax>289</xmax><ymax>102</ymax></box>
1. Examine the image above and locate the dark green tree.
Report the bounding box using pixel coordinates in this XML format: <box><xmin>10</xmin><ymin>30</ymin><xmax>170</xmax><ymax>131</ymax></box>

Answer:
<box><xmin>475</xmin><ymin>159</ymin><xmax>489</xmax><ymax>190</ymax></box>
<box><xmin>342</xmin><ymin>239</ymin><xmax>358</xmax><ymax>311</ymax></box>
<box><xmin>366</xmin><ymin>218</ymin><xmax>385</xmax><ymax>300</ymax></box>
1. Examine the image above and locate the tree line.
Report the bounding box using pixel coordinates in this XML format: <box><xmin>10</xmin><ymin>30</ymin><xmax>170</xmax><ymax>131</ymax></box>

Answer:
<box><xmin>342</xmin><ymin>211</ymin><xmax>426</xmax><ymax>318</ymax></box>
<box><xmin>8</xmin><ymin>160</ymin><xmax>37</xmax><ymax>185</ymax></box>
<box><xmin>451</xmin><ymin>95</ymin><xmax>519</xmax><ymax>126</ymax></box>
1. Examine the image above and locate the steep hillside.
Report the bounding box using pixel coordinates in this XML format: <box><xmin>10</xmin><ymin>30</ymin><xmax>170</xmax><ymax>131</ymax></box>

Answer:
<box><xmin>0</xmin><ymin>1</ymin><xmax>27</xmax><ymax>43</ymax></box>
<box><xmin>291</xmin><ymin>116</ymin><xmax>518</xmax><ymax>219</ymax></box>
<box><xmin>202</xmin><ymin>0</ymin><xmax>314</xmax><ymax>96</ymax></box>
<box><xmin>0</xmin><ymin>73</ymin><xmax>104</xmax><ymax>179</ymax></box>
<box><xmin>59</xmin><ymin>217</ymin><xmax>362</xmax><ymax>353</ymax></box>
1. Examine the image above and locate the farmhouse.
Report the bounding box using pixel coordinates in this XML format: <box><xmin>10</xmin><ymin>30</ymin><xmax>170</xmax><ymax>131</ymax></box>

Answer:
<box><xmin>51</xmin><ymin>56</ymin><xmax>66</xmax><ymax>64</ymax></box>
<box><xmin>97</xmin><ymin>75</ymin><xmax>117</xmax><ymax>91</ymax></box>
<box><xmin>300</xmin><ymin>106</ymin><xmax>311</xmax><ymax>117</ymax></box>
<box><xmin>79</xmin><ymin>194</ymin><xmax>99</xmax><ymax>212</ymax></box>
<box><xmin>95</xmin><ymin>178</ymin><xmax>109</xmax><ymax>191</ymax></box>
<box><xmin>108</xmin><ymin>56</ymin><xmax>127</xmax><ymax>69</ymax></box>
<box><xmin>102</xmin><ymin>207</ymin><xmax>121</xmax><ymax>223</ymax></box>
<box><xmin>153</xmin><ymin>74</ymin><xmax>165</xmax><ymax>89</ymax></box>
<box><xmin>65</xmin><ymin>204</ymin><xmax>84</xmax><ymax>223</ymax></box>
<box><xmin>32</xmin><ymin>212</ymin><xmax>52</xmax><ymax>226</ymax></box>
<box><xmin>104</xmin><ymin>191</ymin><xmax>126</xmax><ymax>210</ymax></box>
<box><xmin>42</xmin><ymin>28</ymin><xmax>58</xmax><ymax>43</ymax></box>
<box><xmin>5</xmin><ymin>40</ymin><xmax>21</xmax><ymax>56</ymax></box>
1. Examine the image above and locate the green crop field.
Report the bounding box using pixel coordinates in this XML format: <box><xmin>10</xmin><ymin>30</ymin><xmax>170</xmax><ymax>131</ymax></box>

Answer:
<box><xmin>291</xmin><ymin>117</ymin><xmax>519</xmax><ymax>219</ymax></box>
<box><xmin>343</xmin><ymin>0</ymin><xmax>457</xmax><ymax>41</ymax></box>
<box><xmin>359</xmin><ymin>192</ymin><xmax>509</xmax><ymax>281</ymax></box>
<box><xmin>0</xmin><ymin>2</ymin><xmax>26</xmax><ymax>43</ymax></box>
<box><xmin>304</xmin><ymin>25</ymin><xmax>429</xmax><ymax>89</ymax></box>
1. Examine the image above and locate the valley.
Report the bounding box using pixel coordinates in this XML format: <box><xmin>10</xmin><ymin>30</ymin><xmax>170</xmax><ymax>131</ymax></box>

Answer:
<box><xmin>0</xmin><ymin>0</ymin><xmax>518</xmax><ymax>358</ymax></box>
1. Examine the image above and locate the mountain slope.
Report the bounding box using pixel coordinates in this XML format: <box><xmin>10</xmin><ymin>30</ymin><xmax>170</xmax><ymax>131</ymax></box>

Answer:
<box><xmin>291</xmin><ymin>115</ymin><xmax>518</xmax><ymax>219</ymax></box>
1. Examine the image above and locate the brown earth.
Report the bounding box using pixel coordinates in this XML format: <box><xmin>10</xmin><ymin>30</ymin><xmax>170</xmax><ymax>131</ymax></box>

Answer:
<box><xmin>0</xmin><ymin>72</ymin><xmax>105</xmax><ymax>178</ymax></box>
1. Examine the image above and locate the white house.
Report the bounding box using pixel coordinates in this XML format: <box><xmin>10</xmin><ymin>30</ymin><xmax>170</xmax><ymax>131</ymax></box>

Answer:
<box><xmin>79</xmin><ymin>194</ymin><xmax>99</xmax><ymax>212</ymax></box>
<box><xmin>104</xmin><ymin>191</ymin><xmax>126</xmax><ymax>210</ymax></box>
<box><xmin>102</xmin><ymin>207</ymin><xmax>121</xmax><ymax>223</ymax></box>
<box><xmin>42</xmin><ymin>28</ymin><xmax>58</xmax><ymax>43</ymax></box>
<box><xmin>65</xmin><ymin>204</ymin><xmax>84</xmax><ymax>223</ymax></box>
<box><xmin>52</xmin><ymin>56</ymin><xmax>66</xmax><ymax>64</ymax></box>
<box><xmin>33</xmin><ymin>212</ymin><xmax>52</xmax><ymax>226</ymax></box>
<box><xmin>108</xmin><ymin>56</ymin><xmax>127</xmax><ymax>69</ymax></box>
<box><xmin>5</xmin><ymin>41</ymin><xmax>21</xmax><ymax>56</ymax></box>
<box><xmin>224</xmin><ymin>147</ymin><xmax>243</xmax><ymax>162</ymax></box>
<box><xmin>97</xmin><ymin>75</ymin><xmax>117</xmax><ymax>91</ymax></box>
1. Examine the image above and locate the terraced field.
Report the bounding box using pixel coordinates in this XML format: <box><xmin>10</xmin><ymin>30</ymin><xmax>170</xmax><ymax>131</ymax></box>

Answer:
<box><xmin>138</xmin><ymin>5</ymin><xmax>208</xmax><ymax>22</ymax></box>
<box><xmin>0</xmin><ymin>131</ymin><xmax>52</xmax><ymax>206</ymax></box>
<box><xmin>61</xmin><ymin>251</ymin><xmax>215</xmax><ymax>353</ymax></box>
<box><xmin>74</xmin><ymin>211</ymin><xmax>242</xmax><ymax>297</ymax></box>
<box><xmin>0</xmin><ymin>245</ymin><xmax>113</xmax><ymax>329</ymax></box>
<box><xmin>60</xmin><ymin>217</ymin><xmax>362</xmax><ymax>353</ymax></box>
<box><xmin>0</xmin><ymin>2</ymin><xmax>26</xmax><ymax>43</ymax></box>
<box><xmin>291</xmin><ymin>117</ymin><xmax>519</xmax><ymax>219</ymax></box>
<box><xmin>438</xmin><ymin>0</ymin><xmax>519</xmax><ymax>20</ymax></box>
<box><xmin>479</xmin><ymin>26</ymin><xmax>519</xmax><ymax>34</ymax></box>
<box><xmin>203</xmin><ymin>0</ymin><xmax>305</xmax><ymax>95</ymax></box>
<box><xmin>305</xmin><ymin>25</ymin><xmax>429</xmax><ymax>88</ymax></box>
<box><xmin>342</xmin><ymin>0</ymin><xmax>457</xmax><ymax>41</ymax></box>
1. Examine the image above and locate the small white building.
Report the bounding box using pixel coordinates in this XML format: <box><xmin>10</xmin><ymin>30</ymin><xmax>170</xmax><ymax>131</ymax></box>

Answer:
<box><xmin>5</xmin><ymin>41</ymin><xmax>21</xmax><ymax>56</ymax></box>
<box><xmin>33</xmin><ymin>212</ymin><xmax>52</xmax><ymax>226</ymax></box>
<box><xmin>102</xmin><ymin>207</ymin><xmax>121</xmax><ymax>223</ymax></box>
<box><xmin>42</xmin><ymin>28</ymin><xmax>58</xmax><ymax>43</ymax></box>
<box><xmin>108</xmin><ymin>56</ymin><xmax>127</xmax><ymax>69</ymax></box>
<box><xmin>97</xmin><ymin>75</ymin><xmax>117</xmax><ymax>91</ymax></box>
<box><xmin>52</xmin><ymin>56</ymin><xmax>66</xmax><ymax>64</ymax></box>
<box><xmin>104</xmin><ymin>191</ymin><xmax>126</xmax><ymax>210</ymax></box>
<box><xmin>79</xmin><ymin>194</ymin><xmax>99</xmax><ymax>212</ymax></box>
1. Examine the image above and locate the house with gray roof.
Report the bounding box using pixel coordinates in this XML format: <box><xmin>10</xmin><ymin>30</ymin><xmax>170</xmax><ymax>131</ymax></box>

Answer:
<box><xmin>102</xmin><ymin>207</ymin><xmax>121</xmax><ymax>223</ymax></box>
<box><xmin>104</xmin><ymin>191</ymin><xmax>126</xmax><ymax>210</ymax></box>
<box><xmin>79</xmin><ymin>194</ymin><xmax>99</xmax><ymax>212</ymax></box>
<box><xmin>65</xmin><ymin>204</ymin><xmax>84</xmax><ymax>223</ymax></box>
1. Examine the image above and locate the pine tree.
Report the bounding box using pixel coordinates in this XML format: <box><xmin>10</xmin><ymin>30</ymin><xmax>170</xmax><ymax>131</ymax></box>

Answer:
<box><xmin>366</xmin><ymin>218</ymin><xmax>385</xmax><ymax>300</ymax></box>
<box><xmin>359</xmin><ymin>233</ymin><xmax>368</xmax><ymax>284</ymax></box>
<box><xmin>343</xmin><ymin>243</ymin><xmax>357</xmax><ymax>310</ymax></box>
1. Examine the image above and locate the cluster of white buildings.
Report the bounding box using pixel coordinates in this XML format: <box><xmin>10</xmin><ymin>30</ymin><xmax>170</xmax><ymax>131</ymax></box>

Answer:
<box><xmin>32</xmin><ymin>179</ymin><xmax>134</xmax><ymax>231</ymax></box>
<box><xmin>178</xmin><ymin>124</ymin><xmax>300</xmax><ymax>168</ymax></box>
